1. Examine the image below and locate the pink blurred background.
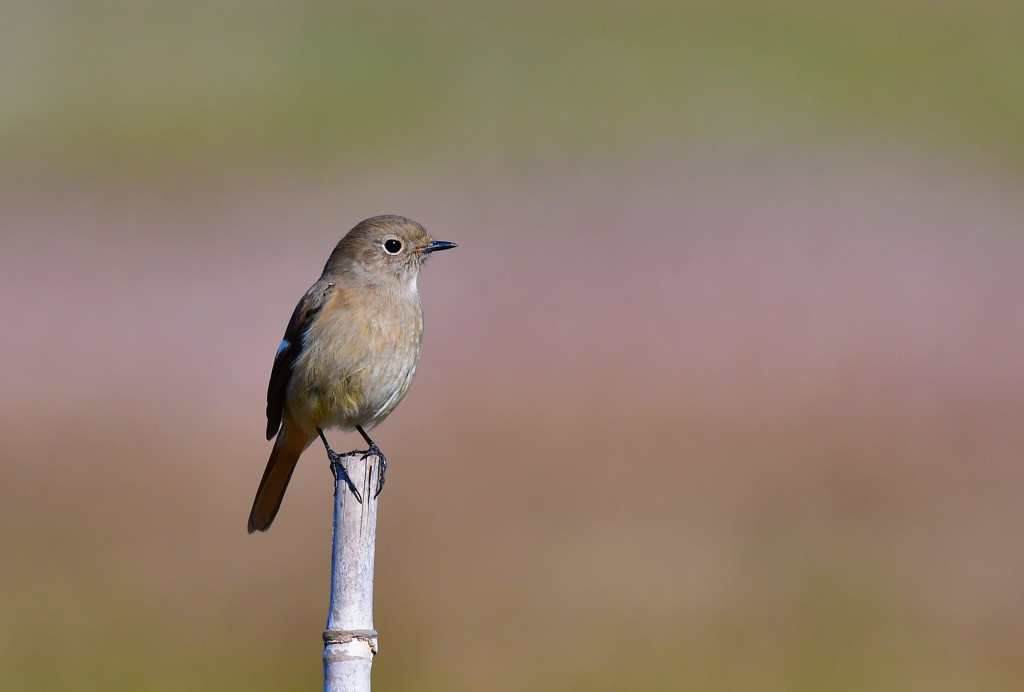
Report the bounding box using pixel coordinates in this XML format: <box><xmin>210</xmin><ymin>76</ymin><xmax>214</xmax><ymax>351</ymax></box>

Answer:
<box><xmin>3</xmin><ymin>2</ymin><xmax>1024</xmax><ymax>689</ymax></box>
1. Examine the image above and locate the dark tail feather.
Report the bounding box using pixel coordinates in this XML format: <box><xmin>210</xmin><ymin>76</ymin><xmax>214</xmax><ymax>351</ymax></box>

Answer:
<box><xmin>248</xmin><ymin>424</ymin><xmax>310</xmax><ymax>533</ymax></box>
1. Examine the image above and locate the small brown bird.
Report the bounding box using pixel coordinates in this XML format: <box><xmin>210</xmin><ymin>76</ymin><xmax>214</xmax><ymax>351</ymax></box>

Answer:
<box><xmin>248</xmin><ymin>215</ymin><xmax>456</xmax><ymax>533</ymax></box>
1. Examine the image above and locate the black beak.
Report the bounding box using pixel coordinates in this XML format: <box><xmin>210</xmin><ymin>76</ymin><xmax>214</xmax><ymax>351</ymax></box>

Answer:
<box><xmin>423</xmin><ymin>240</ymin><xmax>458</xmax><ymax>254</ymax></box>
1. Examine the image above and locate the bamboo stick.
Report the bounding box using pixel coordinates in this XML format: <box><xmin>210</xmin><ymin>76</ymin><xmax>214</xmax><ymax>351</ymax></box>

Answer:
<box><xmin>323</xmin><ymin>454</ymin><xmax>379</xmax><ymax>691</ymax></box>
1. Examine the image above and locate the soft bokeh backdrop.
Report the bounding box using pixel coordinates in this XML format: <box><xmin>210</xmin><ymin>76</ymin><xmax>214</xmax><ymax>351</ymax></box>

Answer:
<box><xmin>3</xmin><ymin>1</ymin><xmax>1023</xmax><ymax>690</ymax></box>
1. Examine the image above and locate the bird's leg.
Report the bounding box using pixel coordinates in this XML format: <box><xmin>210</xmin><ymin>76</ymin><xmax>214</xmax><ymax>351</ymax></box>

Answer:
<box><xmin>355</xmin><ymin>425</ymin><xmax>387</xmax><ymax>499</ymax></box>
<box><xmin>319</xmin><ymin>428</ymin><xmax>362</xmax><ymax>504</ymax></box>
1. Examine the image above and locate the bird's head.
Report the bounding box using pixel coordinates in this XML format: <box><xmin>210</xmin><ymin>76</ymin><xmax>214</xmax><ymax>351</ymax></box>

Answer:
<box><xmin>327</xmin><ymin>215</ymin><xmax>457</xmax><ymax>288</ymax></box>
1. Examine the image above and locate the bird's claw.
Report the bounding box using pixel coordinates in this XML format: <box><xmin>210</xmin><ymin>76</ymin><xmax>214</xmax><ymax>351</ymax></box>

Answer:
<box><xmin>320</xmin><ymin>427</ymin><xmax>386</xmax><ymax>502</ymax></box>
<box><xmin>327</xmin><ymin>449</ymin><xmax>363</xmax><ymax>504</ymax></box>
<box><xmin>355</xmin><ymin>443</ymin><xmax>387</xmax><ymax>499</ymax></box>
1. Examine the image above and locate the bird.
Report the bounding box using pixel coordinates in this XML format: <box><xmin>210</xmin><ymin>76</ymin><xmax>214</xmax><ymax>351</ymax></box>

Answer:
<box><xmin>248</xmin><ymin>215</ymin><xmax>456</xmax><ymax>533</ymax></box>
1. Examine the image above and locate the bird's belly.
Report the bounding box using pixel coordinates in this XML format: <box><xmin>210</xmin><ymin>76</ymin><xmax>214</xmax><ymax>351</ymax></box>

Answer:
<box><xmin>314</xmin><ymin>357</ymin><xmax>416</xmax><ymax>429</ymax></box>
<box><xmin>290</xmin><ymin>309</ymin><xmax>422</xmax><ymax>431</ymax></box>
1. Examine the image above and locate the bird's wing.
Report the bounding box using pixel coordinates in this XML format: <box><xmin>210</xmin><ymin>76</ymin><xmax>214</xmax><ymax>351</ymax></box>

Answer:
<box><xmin>266</xmin><ymin>279</ymin><xmax>336</xmax><ymax>440</ymax></box>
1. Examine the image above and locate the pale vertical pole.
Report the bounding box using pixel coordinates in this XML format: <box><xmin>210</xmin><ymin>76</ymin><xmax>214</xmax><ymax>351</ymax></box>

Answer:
<box><xmin>323</xmin><ymin>455</ymin><xmax>379</xmax><ymax>691</ymax></box>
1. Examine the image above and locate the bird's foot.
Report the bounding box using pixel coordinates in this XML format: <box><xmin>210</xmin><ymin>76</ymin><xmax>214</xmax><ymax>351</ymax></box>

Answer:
<box><xmin>327</xmin><ymin>449</ymin><xmax>363</xmax><ymax>504</ymax></box>
<box><xmin>354</xmin><ymin>442</ymin><xmax>387</xmax><ymax>499</ymax></box>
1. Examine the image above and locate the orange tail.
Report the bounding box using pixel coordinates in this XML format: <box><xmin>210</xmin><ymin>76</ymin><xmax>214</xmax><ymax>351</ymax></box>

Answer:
<box><xmin>248</xmin><ymin>421</ymin><xmax>313</xmax><ymax>533</ymax></box>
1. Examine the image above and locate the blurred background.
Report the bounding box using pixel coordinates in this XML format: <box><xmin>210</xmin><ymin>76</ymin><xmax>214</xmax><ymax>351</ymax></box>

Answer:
<box><xmin>2</xmin><ymin>1</ymin><xmax>1023</xmax><ymax>689</ymax></box>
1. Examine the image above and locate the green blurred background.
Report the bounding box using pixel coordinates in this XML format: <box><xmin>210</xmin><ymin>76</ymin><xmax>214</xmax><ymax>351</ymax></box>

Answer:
<box><xmin>3</xmin><ymin>1</ymin><xmax>1024</xmax><ymax>690</ymax></box>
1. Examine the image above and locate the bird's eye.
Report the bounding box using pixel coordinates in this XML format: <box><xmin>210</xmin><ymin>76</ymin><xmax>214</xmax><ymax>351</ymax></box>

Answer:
<box><xmin>383</xmin><ymin>239</ymin><xmax>403</xmax><ymax>254</ymax></box>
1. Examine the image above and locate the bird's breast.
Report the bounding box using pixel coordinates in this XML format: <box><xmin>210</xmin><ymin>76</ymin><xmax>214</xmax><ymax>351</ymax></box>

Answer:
<box><xmin>290</xmin><ymin>289</ymin><xmax>424</xmax><ymax>430</ymax></box>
